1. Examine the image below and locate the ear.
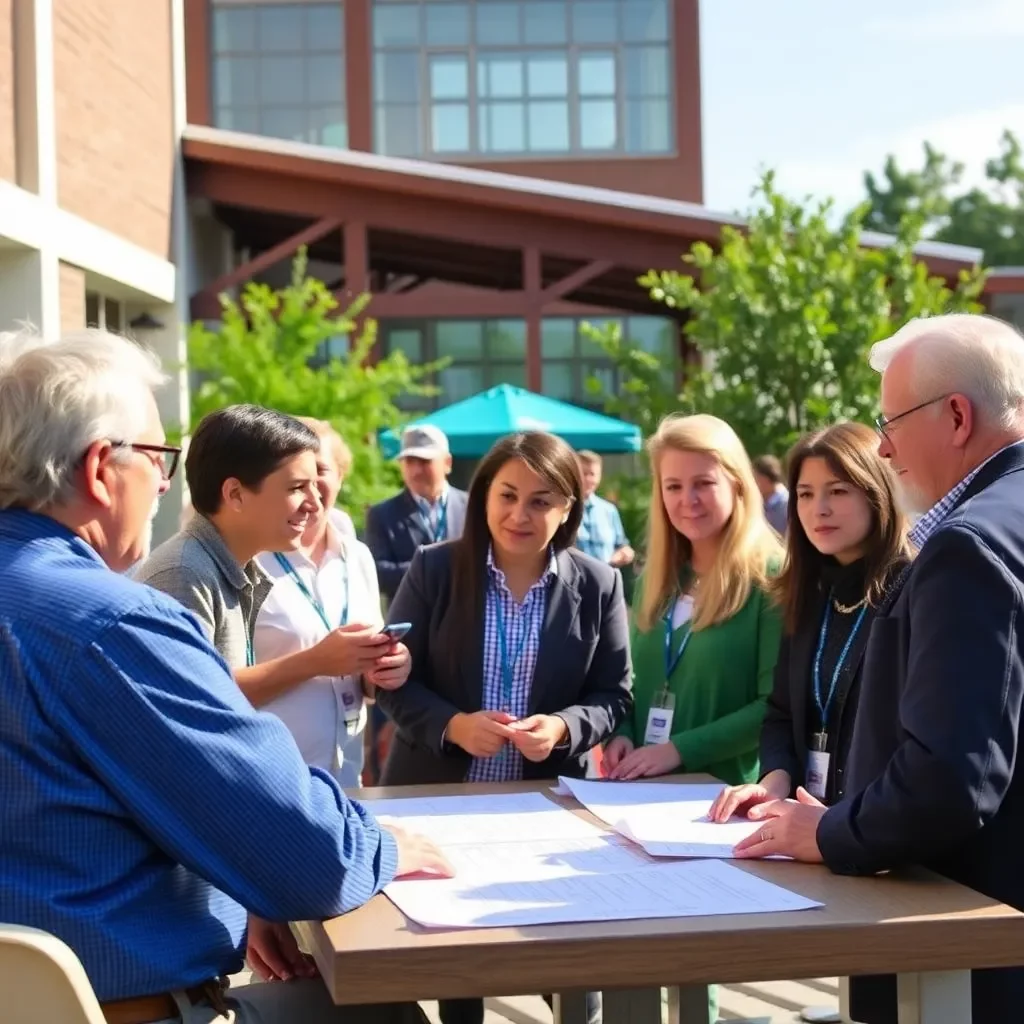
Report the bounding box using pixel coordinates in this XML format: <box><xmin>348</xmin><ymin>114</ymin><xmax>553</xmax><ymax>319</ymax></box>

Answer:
<box><xmin>444</xmin><ymin>454</ymin><xmax>453</xmax><ymax>474</ymax></box>
<box><xmin>949</xmin><ymin>393</ymin><xmax>974</xmax><ymax>449</ymax></box>
<box><xmin>81</xmin><ymin>440</ymin><xmax>116</xmax><ymax>510</ymax></box>
<box><xmin>220</xmin><ymin>476</ymin><xmax>245</xmax><ymax>512</ymax></box>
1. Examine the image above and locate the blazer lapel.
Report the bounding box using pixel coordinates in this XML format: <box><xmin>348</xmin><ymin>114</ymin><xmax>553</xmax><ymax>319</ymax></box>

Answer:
<box><xmin>458</xmin><ymin>565</ymin><xmax>488</xmax><ymax>711</ymax></box>
<box><xmin>447</xmin><ymin>490</ymin><xmax>467</xmax><ymax>541</ymax></box>
<box><xmin>529</xmin><ymin>551</ymin><xmax>582</xmax><ymax>715</ymax></box>
<box><xmin>400</xmin><ymin>490</ymin><xmax>432</xmax><ymax>550</ymax></box>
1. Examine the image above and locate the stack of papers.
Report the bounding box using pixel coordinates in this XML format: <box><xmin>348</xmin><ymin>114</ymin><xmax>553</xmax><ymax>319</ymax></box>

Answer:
<box><xmin>360</xmin><ymin>791</ymin><xmax>820</xmax><ymax>929</ymax></box>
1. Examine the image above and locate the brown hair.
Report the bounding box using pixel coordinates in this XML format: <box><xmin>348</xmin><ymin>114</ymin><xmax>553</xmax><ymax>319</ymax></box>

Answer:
<box><xmin>450</xmin><ymin>431</ymin><xmax>584</xmax><ymax>628</ymax></box>
<box><xmin>577</xmin><ymin>449</ymin><xmax>602</xmax><ymax>466</ymax></box>
<box><xmin>773</xmin><ymin>421</ymin><xmax>911</xmax><ymax>633</ymax></box>
<box><xmin>753</xmin><ymin>454</ymin><xmax>784</xmax><ymax>484</ymax></box>
<box><xmin>295</xmin><ymin>416</ymin><xmax>353</xmax><ymax>475</ymax></box>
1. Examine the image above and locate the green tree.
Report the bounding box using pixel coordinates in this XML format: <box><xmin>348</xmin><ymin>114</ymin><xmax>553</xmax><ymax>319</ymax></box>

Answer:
<box><xmin>587</xmin><ymin>171</ymin><xmax>986</xmax><ymax>460</ymax></box>
<box><xmin>186</xmin><ymin>250</ymin><xmax>443</xmax><ymax>528</ymax></box>
<box><xmin>861</xmin><ymin>130</ymin><xmax>1024</xmax><ymax>266</ymax></box>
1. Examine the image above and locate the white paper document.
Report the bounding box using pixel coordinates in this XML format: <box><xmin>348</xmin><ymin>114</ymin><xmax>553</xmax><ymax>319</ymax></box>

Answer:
<box><xmin>382</xmin><ymin>855</ymin><xmax>822</xmax><ymax>929</ymax></box>
<box><xmin>557</xmin><ymin>777</ymin><xmax>764</xmax><ymax>859</ymax></box>
<box><xmin>359</xmin><ymin>791</ymin><xmax>605</xmax><ymax>847</ymax></box>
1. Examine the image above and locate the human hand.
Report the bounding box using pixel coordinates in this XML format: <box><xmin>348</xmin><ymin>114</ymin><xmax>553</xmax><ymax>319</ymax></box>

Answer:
<box><xmin>384</xmin><ymin>825</ymin><xmax>455</xmax><ymax>879</ymax></box>
<box><xmin>311</xmin><ymin>623</ymin><xmax>390</xmax><ymax>677</ymax></box>
<box><xmin>246</xmin><ymin>915</ymin><xmax>317</xmax><ymax>982</ymax></box>
<box><xmin>606</xmin><ymin>741</ymin><xmax>681</xmax><ymax>780</ymax></box>
<box><xmin>364</xmin><ymin>641</ymin><xmax>410</xmax><ymax>691</ymax></box>
<box><xmin>602</xmin><ymin>736</ymin><xmax>635</xmax><ymax>773</ymax></box>
<box><xmin>610</xmin><ymin>546</ymin><xmax>636</xmax><ymax>568</ymax></box>
<box><xmin>446</xmin><ymin>710</ymin><xmax>517</xmax><ymax>757</ymax></box>
<box><xmin>507</xmin><ymin>714</ymin><xmax>568</xmax><ymax>763</ymax></box>
<box><xmin>708</xmin><ymin>771</ymin><xmax>791</xmax><ymax>823</ymax></box>
<box><xmin>732</xmin><ymin>787</ymin><xmax>826</xmax><ymax>862</ymax></box>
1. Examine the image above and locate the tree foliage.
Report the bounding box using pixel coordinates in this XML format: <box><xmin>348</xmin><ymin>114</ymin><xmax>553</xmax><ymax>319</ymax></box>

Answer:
<box><xmin>187</xmin><ymin>250</ymin><xmax>443</xmax><ymax>527</ymax></box>
<box><xmin>862</xmin><ymin>130</ymin><xmax>1024</xmax><ymax>267</ymax></box>
<box><xmin>587</xmin><ymin>172</ymin><xmax>986</xmax><ymax>459</ymax></box>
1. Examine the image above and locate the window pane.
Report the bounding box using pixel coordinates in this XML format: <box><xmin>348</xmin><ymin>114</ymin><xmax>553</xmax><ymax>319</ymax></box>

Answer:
<box><xmin>476</xmin><ymin>2</ymin><xmax>521</xmax><ymax>45</ymax></box>
<box><xmin>257</xmin><ymin>6</ymin><xmax>305</xmax><ymax>50</ymax></box>
<box><xmin>488</xmin><ymin>320</ymin><xmax>526</xmax><ymax>359</ymax></box>
<box><xmin>386</xmin><ymin>327</ymin><xmax>424</xmax><ymax>362</ymax></box>
<box><xmin>214</xmin><ymin>56</ymin><xmax>257</xmax><ymax>106</ymax></box>
<box><xmin>524</xmin><ymin>1</ymin><xmax>567</xmax><ymax>44</ymax></box>
<box><xmin>626</xmin><ymin>316</ymin><xmax>674</xmax><ymax>358</ymax></box>
<box><xmin>311</xmin><ymin>106</ymin><xmax>348</xmax><ymax>147</ymax></box>
<box><xmin>104</xmin><ymin>298</ymin><xmax>123</xmax><ymax>333</ymax></box>
<box><xmin>260</xmin><ymin>56</ymin><xmax>305</xmax><ymax>104</ymax></box>
<box><xmin>436</xmin><ymin>321</ymin><xmax>484</xmax><ymax>359</ymax></box>
<box><xmin>625</xmin><ymin>97</ymin><xmax>670</xmax><ymax>152</ymax></box>
<box><xmin>376</xmin><ymin>103</ymin><xmax>421</xmax><ymax>155</ymax></box>
<box><xmin>374</xmin><ymin>51</ymin><xmax>419</xmax><ymax>103</ymax></box>
<box><xmin>584</xmin><ymin>363</ymin><xmax>616</xmax><ymax>396</ymax></box>
<box><xmin>261</xmin><ymin>107</ymin><xmax>309</xmax><ymax>142</ymax></box>
<box><xmin>85</xmin><ymin>292</ymin><xmax>100</xmax><ymax>328</ymax></box>
<box><xmin>527</xmin><ymin>56</ymin><xmax>568</xmax><ymax>97</ymax></box>
<box><xmin>579</xmin><ymin>318</ymin><xmax>618</xmax><ymax>355</ymax></box>
<box><xmin>490</xmin><ymin>364</ymin><xmax>527</xmax><ymax>388</ymax></box>
<box><xmin>425</xmin><ymin>2</ymin><xmax>471</xmax><ymax>45</ymax></box>
<box><xmin>374</xmin><ymin>3</ymin><xmax>420</xmax><ymax>46</ymax></box>
<box><xmin>528</xmin><ymin>100</ymin><xmax>569</xmax><ymax>151</ymax></box>
<box><xmin>479</xmin><ymin>57</ymin><xmax>524</xmax><ymax>99</ymax></box>
<box><xmin>572</xmin><ymin>0</ymin><xmax>617</xmax><ymax>43</ymax></box>
<box><xmin>580</xmin><ymin>100</ymin><xmax>616</xmax><ymax>149</ymax></box>
<box><xmin>307</xmin><ymin>4</ymin><xmax>344</xmax><ymax>49</ymax></box>
<box><xmin>307</xmin><ymin>54</ymin><xmax>344</xmax><ymax>103</ymax></box>
<box><xmin>621</xmin><ymin>0</ymin><xmax>669</xmax><ymax>42</ymax></box>
<box><xmin>212</xmin><ymin>7</ymin><xmax>256</xmax><ymax>52</ymax></box>
<box><xmin>431</xmin><ymin>103</ymin><xmax>470</xmax><ymax>152</ymax></box>
<box><xmin>215</xmin><ymin>106</ymin><xmax>260</xmax><ymax>133</ymax></box>
<box><xmin>542</xmin><ymin>362</ymin><xmax>576</xmax><ymax>400</ymax></box>
<box><xmin>439</xmin><ymin>365</ymin><xmax>485</xmax><ymax>402</ymax></box>
<box><xmin>578</xmin><ymin>53</ymin><xmax>616</xmax><ymax>96</ymax></box>
<box><xmin>624</xmin><ymin>45</ymin><xmax>669</xmax><ymax>97</ymax></box>
<box><xmin>430</xmin><ymin>56</ymin><xmax>468</xmax><ymax>100</ymax></box>
<box><xmin>482</xmin><ymin>101</ymin><xmax>525</xmax><ymax>152</ymax></box>
<box><xmin>542</xmin><ymin>318</ymin><xmax>576</xmax><ymax>358</ymax></box>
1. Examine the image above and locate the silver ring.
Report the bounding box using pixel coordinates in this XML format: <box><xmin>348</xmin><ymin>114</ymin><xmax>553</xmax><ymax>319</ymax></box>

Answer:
<box><xmin>759</xmin><ymin>828</ymin><xmax>772</xmax><ymax>843</ymax></box>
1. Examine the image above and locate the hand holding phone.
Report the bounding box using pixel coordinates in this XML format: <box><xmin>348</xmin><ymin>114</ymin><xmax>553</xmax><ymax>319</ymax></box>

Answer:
<box><xmin>379</xmin><ymin>622</ymin><xmax>412</xmax><ymax>641</ymax></box>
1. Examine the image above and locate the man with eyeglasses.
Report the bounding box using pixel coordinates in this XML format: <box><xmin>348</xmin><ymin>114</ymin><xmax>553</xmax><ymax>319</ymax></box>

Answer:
<box><xmin>0</xmin><ymin>330</ymin><xmax>445</xmax><ymax>1024</ymax></box>
<box><xmin>732</xmin><ymin>313</ymin><xmax>1024</xmax><ymax>1022</ymax></box>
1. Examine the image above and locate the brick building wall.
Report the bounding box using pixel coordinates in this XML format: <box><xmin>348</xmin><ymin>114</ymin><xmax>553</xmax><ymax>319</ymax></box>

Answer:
<box><xmin>53</xmin><ymin>0</ymin><xmax>174</xmax><ymax>257</ymax></box>
<box><xmin>0</xmin><ymin>0</ymin><xmax>15</xmax><ymax>182</ymax></box>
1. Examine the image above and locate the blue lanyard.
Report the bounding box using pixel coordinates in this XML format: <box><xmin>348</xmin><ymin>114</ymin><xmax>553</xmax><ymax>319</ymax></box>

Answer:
<box><xmin>663</xmin><ymin>610</ymin><xmax>692</xmax><ymax>680</ymax></box>
<box><xmin>245</xmin><ymin>636</ymin><xmax>254</xmax><ymax>668</ymax></box>
<box><xmin>273</xmin><ymin>552</ymin><xmax>349</xmax><ymax>632</ymax></box>
<box><xmin>493</xmin><ymin>592</ymin><xmax>532</xmax><ymax>709</ymax></box>
<box><xmin>812</xmin><ymin>597</ymin><xmax>868</xmax><ymax>728</ymax></box>
<box><xmin>419</xmin><ymin>496</ymin><xmax>448</xmax><ymax>543</ymax></box>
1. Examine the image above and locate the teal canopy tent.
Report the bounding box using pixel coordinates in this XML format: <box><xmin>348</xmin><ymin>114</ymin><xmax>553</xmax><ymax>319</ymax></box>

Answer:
<box><xmin>379</xmin><ymin>384</ymin><xmax>642</xmax><ymax>459</ymax></box>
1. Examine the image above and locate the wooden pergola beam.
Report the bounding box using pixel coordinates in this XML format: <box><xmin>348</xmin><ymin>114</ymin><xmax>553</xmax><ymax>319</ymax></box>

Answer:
<box><xmin>541</xmin><ymin>260</ymin><xmax>614</xmax><ymax>302</ymax></box>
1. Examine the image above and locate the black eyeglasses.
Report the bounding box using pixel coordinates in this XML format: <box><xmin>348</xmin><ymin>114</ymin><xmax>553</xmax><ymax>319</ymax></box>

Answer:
<box><xmin>875</xmin><ymin>394</ymin><xmax>951</xmax><ymax>437</ymax></box>
<box><xmin>111</xmin><ymin>441</ymin><xmax>182</xmax><ymax>481</ymax></box>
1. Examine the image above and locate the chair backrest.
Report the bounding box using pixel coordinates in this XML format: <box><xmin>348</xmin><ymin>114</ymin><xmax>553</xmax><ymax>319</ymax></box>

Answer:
<box><xmin>0</xmin><ymin>923</ymin><xmax>106</xmax><ymax>1024</ymax></box>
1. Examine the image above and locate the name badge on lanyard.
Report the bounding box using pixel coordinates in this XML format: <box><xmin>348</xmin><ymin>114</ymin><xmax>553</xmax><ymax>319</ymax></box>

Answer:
<box><xmin>644</xmin><ymin>612</ymin><xmax>691</xmax><ymax>745</ymax></box>
<box><xmin>273</xmin><ymin>552</ymin><xmax>359</xmax><ymax>725</ymax></box>
<box><xmin>806</xmin><ymin>598</ymin><xmax>868</xmax><ymax>801</ymax></box>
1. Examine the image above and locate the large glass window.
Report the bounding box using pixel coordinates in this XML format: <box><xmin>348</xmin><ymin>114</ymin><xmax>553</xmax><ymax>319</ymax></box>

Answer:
<box><xmin>380</xmin><ymin>314</ymin><xmax>676</xmax><ymax>411</ymax></box>
<box><xmin>212</xmin><ymin>2</ymin><xmax>348</xmax><ymax>148</ymax></box>
<box><xmin>372</xmin><ymin>0</ymin><xmax>672</xmax><ymax>158</ymax></box>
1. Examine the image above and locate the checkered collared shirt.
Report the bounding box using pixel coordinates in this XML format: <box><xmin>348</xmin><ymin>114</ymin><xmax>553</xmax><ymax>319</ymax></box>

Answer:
<box><xmin>908</xmin><ymin>441</ymin><xmax>1024</xmax><ymax>550</ymax></box>
<box><xmin>466</xmin><ymin>547</ymin><xmax>558</xmax><ymax>783</ymax></box>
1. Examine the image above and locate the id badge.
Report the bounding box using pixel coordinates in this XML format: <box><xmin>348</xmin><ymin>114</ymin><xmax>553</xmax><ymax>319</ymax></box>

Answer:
<box><xmin>644</xmin><ymin>705</ymin><xmax>674</xmax><ymax>745</ymax></box>
<box><xmin>338</xmin><ymin>679</ymin><xmax>363</xmax><ymax>734</ymax></box>
<box><xmin>805</xmin><ymin>750</ymin><xmax>830</xmax><ymax>802</ymax></box>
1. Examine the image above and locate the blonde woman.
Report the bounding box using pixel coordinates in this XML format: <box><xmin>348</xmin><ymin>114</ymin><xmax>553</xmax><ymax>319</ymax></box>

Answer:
<box><xmin>606</xmin><ymin>413</ymin><xmax>784</xmax><ymax>783</ymax></box>
<box><xmin>253</xmin><ymin>418</ymin><xmax>407</xmax><ymax>787</ymax></box>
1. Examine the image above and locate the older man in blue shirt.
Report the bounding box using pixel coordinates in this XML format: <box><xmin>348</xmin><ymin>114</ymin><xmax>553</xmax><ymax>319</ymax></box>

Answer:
<box><xmin>0</xmin><ymin>330</ymin><xmax>446</xmax><ymax>1024</ymax></box>
<box><xmin>573</xmin><ymin>451</ymin><xmax>634</xmax><ymax>568</ymax></box>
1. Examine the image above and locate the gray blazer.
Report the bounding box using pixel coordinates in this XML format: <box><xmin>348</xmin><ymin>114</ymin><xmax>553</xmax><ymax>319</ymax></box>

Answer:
<box><xmin>377</xmin><ymin>542</ymin><xmax>633</xmax><ymax>785</ymax></box>
<box><xmin>133</xmin><ymin>514</ymin><xmax>272</xmax><ymax>669</ymax></box>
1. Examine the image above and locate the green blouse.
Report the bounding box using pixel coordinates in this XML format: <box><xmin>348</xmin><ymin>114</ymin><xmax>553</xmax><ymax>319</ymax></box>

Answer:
<box><xmin>617</xmin><ymin>566</ymin><xmax>783</xmax><ymax>786</ymax></box>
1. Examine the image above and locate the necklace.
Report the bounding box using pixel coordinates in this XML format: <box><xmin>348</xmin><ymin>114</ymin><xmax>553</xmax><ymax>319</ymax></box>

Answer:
<box><xmin>832</xmin><ymin>595</ymin><xmax>868</xmax><ymax>614</ymax></box>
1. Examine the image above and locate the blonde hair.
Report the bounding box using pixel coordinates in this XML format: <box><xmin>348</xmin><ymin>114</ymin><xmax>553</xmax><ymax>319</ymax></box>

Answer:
<box><xmin>639</xmin><ymin>413</ymin><xmax>782</xmax><ymax>632</ymax></box>
<box><xmin>295</xmin><ymin>416</ymin><xmax>352</xmax><ymax>475</ymax></box>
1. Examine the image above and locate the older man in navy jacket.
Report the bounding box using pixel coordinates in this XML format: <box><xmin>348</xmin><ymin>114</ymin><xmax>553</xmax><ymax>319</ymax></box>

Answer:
<box><xmin>735</xmin><ymin>313</ymin><xmax>1024</xmax><ymax>1021</ymax></box>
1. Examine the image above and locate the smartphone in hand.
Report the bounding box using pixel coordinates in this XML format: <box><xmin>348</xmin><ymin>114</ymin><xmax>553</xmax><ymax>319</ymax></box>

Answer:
<box><xmin>379</xmin><ymin>622</ymin><xmax>412</xmax><ymax>641</ymax></box>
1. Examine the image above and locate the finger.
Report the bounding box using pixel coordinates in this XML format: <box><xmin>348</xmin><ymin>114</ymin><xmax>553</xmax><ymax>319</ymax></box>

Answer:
<box><xmin>254</xmin><ymin>934</ymin><xmax>293</xmax><ymax>982</ymax></box>
<box><xmin>795</xmin><ymin>786</ymin><xmax>825</xmax><ymax>807</ymax></box>
<box><xmin>481</xmin><ymin>719</ymin><xmax>517</xmax><ymax>738</ymax></box>
<box><xmin>421</xmin><ymin>845</ymin><xmax>456</xmax><ymax>878</ymax></box>
<box><xmin>733</xmin><ymin>835</ymin><xmax>777</xmax><ymax>859</ymax></box>
<box><xmin>482</xmin><ymin>710</ymin><xmax>517</xmax><ymax>725</ymax></box>
<box><xmin>508</xmin><ymin>714</ymin><xmax>541</xmax><ymax>731</ymax></box>
<box><xmin>747</xmin><ymin>799</ymin><xmax>786</xmax><ymax>821</ymax></box>
<box><xmin>247</xmin><ymin>948</ymin><xmax>277</xmax><ymax>982</ymax></box>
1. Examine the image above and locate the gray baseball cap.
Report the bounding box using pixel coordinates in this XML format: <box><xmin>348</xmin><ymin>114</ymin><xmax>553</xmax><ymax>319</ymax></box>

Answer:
<box><xmin>397</xmin><ymin>424</ymin><xmax>450</xmax><ymax>460</ymax></box>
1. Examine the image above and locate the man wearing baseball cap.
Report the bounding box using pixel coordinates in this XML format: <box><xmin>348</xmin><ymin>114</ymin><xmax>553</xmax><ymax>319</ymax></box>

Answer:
<box><xmin>365</xmin><ymin>424</ymin><xmax>468</xmax><ymax>600</ymax></box>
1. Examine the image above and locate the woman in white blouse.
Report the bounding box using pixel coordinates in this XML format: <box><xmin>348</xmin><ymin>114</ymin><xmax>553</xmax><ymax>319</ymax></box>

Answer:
<box><xmin>253</xmin><ymin>418</ymin><xmax>408</xmax><ymax>786</ymax></box>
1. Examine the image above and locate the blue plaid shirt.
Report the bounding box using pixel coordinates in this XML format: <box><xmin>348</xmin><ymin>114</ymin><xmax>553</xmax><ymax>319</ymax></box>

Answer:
<box><xmin>908</xmin><ymin>442</ymin><xmax>1024</xmax><ymax>550</ymax></box>
<box><xmin>574</xmin><ymin>494</ymin><xmax>628</xmax><ymax>563</ymax></box>
<box><xmin>467</xmin><ymin>547</ymin><xmax>557</xmax><ymax>782</ymax></box>
<box><xmin>0</xmin><ymin>510</ymin><xmax>396</xmax><ymax>1001</ymax></box>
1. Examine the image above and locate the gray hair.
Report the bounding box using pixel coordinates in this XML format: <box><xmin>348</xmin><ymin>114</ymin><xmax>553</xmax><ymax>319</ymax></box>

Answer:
<box><xmin>0</xmin><ymin>328</ymin><xmax>167</xmax><ymax>510</ymax></box>
<box><xmin>869</xmin><ymin>314</ymin><xmax>1024</xmax><ymax>432</ymax></box>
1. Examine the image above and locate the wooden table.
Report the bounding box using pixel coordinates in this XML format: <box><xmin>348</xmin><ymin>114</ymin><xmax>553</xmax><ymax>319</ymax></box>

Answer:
<box><xmin>297</xmin><ymin>778</ymin><xmax>1024</xmax><ymax>1024</ymax></box>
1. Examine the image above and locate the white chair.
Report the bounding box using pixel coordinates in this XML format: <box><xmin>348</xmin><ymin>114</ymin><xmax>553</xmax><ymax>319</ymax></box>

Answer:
<box><xmin>0</xmin><ymin>923</ymin><xmax>106</xmax><ymax>1024</ymax></box>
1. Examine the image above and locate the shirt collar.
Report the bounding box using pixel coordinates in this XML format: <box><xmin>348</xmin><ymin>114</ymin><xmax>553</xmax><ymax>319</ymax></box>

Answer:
<box><xmin>486</xmin><ymin>545</ymin><xmax>559</xmax><ymax>587</ymax></box>
<box><xmin>412</xmin><ymin>484</ymin><xmax>448</xmax><ymax>511</ymax></box>
<box><xmin>184</xmin><ymin>513</ymin><xmax>267</xmax><ymax>592</ymax></box>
